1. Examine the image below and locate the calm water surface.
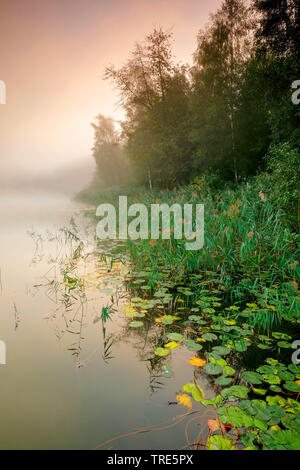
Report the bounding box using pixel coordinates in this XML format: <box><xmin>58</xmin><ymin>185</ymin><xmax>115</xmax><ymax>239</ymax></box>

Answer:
<box><xmin>0</xmin><ymin>191</ymin><xmax>213</xmax><ymax>450</ymax></box>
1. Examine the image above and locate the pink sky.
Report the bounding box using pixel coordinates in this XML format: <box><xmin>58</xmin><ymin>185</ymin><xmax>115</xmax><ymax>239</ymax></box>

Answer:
<box><xmin>0</xmin><ymin>0</ymin><xmax>222</xmax><ymax>178</ymax></box>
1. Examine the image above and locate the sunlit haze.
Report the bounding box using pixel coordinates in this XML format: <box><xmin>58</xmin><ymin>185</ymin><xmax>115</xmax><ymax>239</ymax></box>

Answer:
<box><xmin>0</xmin><ymin>0</ymin><xmax>222</xmax><ymax>192</ymax></box>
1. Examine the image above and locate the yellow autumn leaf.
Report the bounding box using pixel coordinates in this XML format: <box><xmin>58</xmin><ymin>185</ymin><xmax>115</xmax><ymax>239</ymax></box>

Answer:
<box><xmin>165</xmin><ymin>341</ymin><xmax>179</xmax><ymax>350</ymax></box>
<box><xmin>176</xmin><ymin>394</ymin><xmax>192</xmax><ymax>409</ymax></box>
<box><xmin>188</xmin><ymin>357</ymin><xmax>207</xmax><ymax>367</ymax></box>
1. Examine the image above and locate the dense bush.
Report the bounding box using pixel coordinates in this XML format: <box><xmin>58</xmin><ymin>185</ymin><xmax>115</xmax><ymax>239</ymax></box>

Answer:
<box><xmin>256</xmin><ymin>142</ymin><xmax>300</xmax><ymax>230</ymax></box>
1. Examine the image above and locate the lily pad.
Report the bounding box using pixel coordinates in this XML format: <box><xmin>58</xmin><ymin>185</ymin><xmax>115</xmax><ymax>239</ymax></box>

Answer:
<box><xmin>242</xmin><ymin>371</ymin><xmax>263</xmax><ymax>385</ymax></box>
<box><xmin>284</xmin><ymin>382</ymin><xmax>300</xmax><ymax>393</ymax></box>
<box><xmin>154</xmin><ymin>347</ymin><xmax>170</xmax><ymax>357</ymax></box>
<box><xmin>204</xmin><ymin>363</ymin><xmax>223</xmax><ymax>376</ymax></box>
<box><xmin>166</xmin><ymin>332</ymin><xmax>183</xmax><ymax>341</ymax></box>
<box><xmin>212</xmin><ymin>346</ymin><xmax>231</xmax><ymax>356</ymax></box>
<box><xmin>216</xmin><ymin>375</ymin><xmax>232</xmax><ymax>386</ymax></box>
<box><xmin>129</xmin><ymin>321</ymin><xmax>143</xmax><ymax>328</ymax></box>
<box><xmin>184</xmin><ymin>339</ymin><xmax>202</xmax><ymax>352</ymax></box>
<box><xmin>221</xmin><ymin>385</ymin><xmax>249</xmax><ymax>400</ymax></box>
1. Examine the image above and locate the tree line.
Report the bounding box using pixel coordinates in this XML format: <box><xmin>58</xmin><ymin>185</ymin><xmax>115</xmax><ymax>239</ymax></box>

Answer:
<box><xmin>91</xmin><ymin>0</ymin><xmax>299</xmax><ymax>191</ymax></box>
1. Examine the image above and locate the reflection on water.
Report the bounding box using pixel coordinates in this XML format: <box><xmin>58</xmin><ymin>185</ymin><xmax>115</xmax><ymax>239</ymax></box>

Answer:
<box><xmin>0</xmin><ymin>191</ymin><xmax>213</xmax><ymax>450</ymax></box>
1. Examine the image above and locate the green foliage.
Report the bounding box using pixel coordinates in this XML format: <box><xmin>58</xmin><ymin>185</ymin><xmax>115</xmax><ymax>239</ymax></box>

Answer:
<box><xmin>256</xmin><ymin>142</ymin><xmax>300</xmax><ymax>230</ymax></box>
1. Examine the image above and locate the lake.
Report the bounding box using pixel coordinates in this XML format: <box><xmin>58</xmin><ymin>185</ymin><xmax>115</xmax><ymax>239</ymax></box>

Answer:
<box><xmin>0</xmin><ymin>191</ymin><xmax>213</xmax><ymax>450</ymax></box>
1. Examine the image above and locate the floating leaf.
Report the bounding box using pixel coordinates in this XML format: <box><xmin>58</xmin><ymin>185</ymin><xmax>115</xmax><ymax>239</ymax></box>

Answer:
<box><xmin>154</xmin><ymin>347</ymin><xmax>169</xmax><ymax>357</ymax></box>
<box><xmin>188</xmin><ymin>357</ymin><xmax>206</xmax><ymax>367</ymax></box>
<box><xmin>223</xmin><ymin>365</ymin><xmax>235</xmax><ymax>376</ymax></box>
<box><xmin>129</xmin><ymin>321</ymin><xmax>143</xmax><ymax>328</ymax></box>
<box><xmin>202</xmin><ymin>333</ymin><xmax>218</xmax><ymax>342</ymax></box>
<box><xmin>284</xmin><ymin>382</ymin><xmax>300</xmax><ymax>393</ymax></box>
<box><xmin>212</xmin><ymin>346</ymin><xmax>231</xmax><ymax>356</ymax></box>
<box><xmin>176</xmin><ymin>394</ymin><xmax>192</xmax><ymax>409</ymax></box>
<box><xmin>253</xmin><ymin>388</ymin><xmax>267</xmax><ymax>396</ymax></box>
<box><xmin>263</xmin><ymin>374</ymin><xmax>281</xmax><ymax>385</ymax></box>
<box><xmin>166</xmin><ymin>332</ymin><xmax>183</xmax><ymax>341</ymax></box>
<box><xmin>165</xmin><ymin>341</ymin><xmax>179</xmax><ymax>350</ymax></box>
<box><xmin>242</xmin><ymin>371</ymin><xmax>263</xmax><ymax>385</ymax></box>
<box><xmin>218</xmin><ymin>405</ymin><xmax>253</xmax><ymax>428</ymax></box>
<box><xmin>270</xmin><ymin>385</ymin><xmax>282</xmax><ymax>393</ymax></box>
<box><xmin>277</xmin><ymin>341</ymin><xmax>292</xmax><ymax>349</ymax></box>
<box><xmin>207</xmin><ymin>419</ymin><xmax>222</xmax><ymax>433</ymax></box>
<box><xmin>207</xmin><ymin>435</ymin><xmax>235</xmax><ymax>450</ymax></box>
<box><xmin>182</xmin><ymin>383</ymin><xmax>205</xmax><ymax>402</ymax></box>
<box><xmin>216</xmin><ymin>375</ymin><xmax>232</xmax><ymax>386</ymax></box>
<box><xmin>184</xmin><ymin>339</ymin><xmax>202</xmax><ymax>352</ymax></box>
<box><xmin>161</xmin><ymin>315</ymin><xmax>180</xmax><ymax>325</ymax></box>
<box><xmin>221</xmin><ymin>385</ymin><xmax>249</xmax><ymax>400</ymax></box>
<box><xmin>204</xmin><ymin>363</ymin><xmax>223</xmax><ymax>376</ymax></box>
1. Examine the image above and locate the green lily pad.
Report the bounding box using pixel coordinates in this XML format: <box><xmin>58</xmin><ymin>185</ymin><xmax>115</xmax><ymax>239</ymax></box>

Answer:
<box><xmin>207</xmin><ymin>435</ymin><xmax>235</xmax><ymax>450</ymax></box>
<box><xmin>242</xmin><ymin>371</ymin><xmax>263</xmax><ymax>385</ymax></box>
<box><xmin>212</xmin><ymin>346</ymin><xmax>231</xmax><ymax>356</ymax></box>
<box><xmin>221</xmin><ymin>385</ymin><xmax>249</xmax><ymax>400</ymax></box>
<box><xmin>184</xmin><ymin>339</ymin><xmax>202</xmax><ymax>352</ymax></box>
<box><xmin>154</xmin><ymin>347</ymin><xmax>170</xmax><ymax>357</ymax></box>
<box><xmin>270</xmin><ymin>385</ymin><xmax>282</xmax><ymax>393</ymax></box>
<box><xmin>216</xmin><ymin>375</ymin><xmax>232</xmax><ymax>386</ymax></box>
<box><xmin>253</xmin><ymin>388</ymin><xmax>267</xmax><ymax>396</ymax></box>
<box><xmin>263</xmin><ymin>374</ymin><xmax>281</xmax><ymax>385</ymax></box>
<box><xmin>129</xmin><ymin>321</ymin><xmax>143</xmax><ymax>328</ymax></box>
<box><xmin>204</xmin><ymin>363</ymin><xmax>223</xmax><ymax>376</ymax></box>
<box><xmin>182</xmin><ymin>383</ymin><xmax>204</xmax><ymax>402</ymax></box>
<box><xmin>166</xmin><ymin>332</ymin><xmax>183</xmax><ymax>341</ymax></box>
<box><xmin>284</xmin><ymin>382</ymin><xmax>300</xmax><ymax>393</ymax></box>
<box><xmin>202</xmin><ymin>333</ymin><xmax>218</xmax><ymax>342</ymax></box>
<box><xmin>223</xmin><ymin>365</ymin><xmax>235</xmax><ymax>376</ymax></box>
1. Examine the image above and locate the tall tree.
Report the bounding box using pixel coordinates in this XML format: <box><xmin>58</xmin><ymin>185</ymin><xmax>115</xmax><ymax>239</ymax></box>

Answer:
<box><xmin>105</xmin><ymin>28</ymin><xmax>192</xmax><ymax>188</ymax></box>
<box><xmin>192</xmin><ymin>0</ymin><xmax>254</xmax><ymax>179</ymax></box>
<box><xmin>91</xmin><ymin>114</ymin><xmax>128</xmax><ymax>187</ymax></box>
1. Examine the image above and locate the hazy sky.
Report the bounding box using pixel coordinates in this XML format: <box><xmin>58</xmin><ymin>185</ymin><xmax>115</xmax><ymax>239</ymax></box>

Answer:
<box><xmin>0</xmin><ymin>0</ymin><xmax>222</xmax><ymax>179</ymax></box>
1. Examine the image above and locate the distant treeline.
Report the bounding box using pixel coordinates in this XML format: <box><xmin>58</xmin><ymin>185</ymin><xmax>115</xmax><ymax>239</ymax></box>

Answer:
<box><xmin>91</xmin><ymin>0</ymin><xmax>299</xmax><ymax>200</ymax></box>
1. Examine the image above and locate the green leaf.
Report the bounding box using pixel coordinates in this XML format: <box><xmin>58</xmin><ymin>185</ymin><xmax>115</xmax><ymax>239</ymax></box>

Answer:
<box><xmin>202</xmin><ymin>332</ymin><xmax>218</xmax><ymax>342</ymax></box>
<box><xmin>129</xmin><ymin>321</ymin><xmax>143</xmax><ymax>328</ymax></box>
<box><xmin>221</xmin><ymin>385</ymin><xmax>249</xmax><ymax>400</ymax></box>
<box><xmin>166</xmin><ymin>332</ymin><xmax>183</xmax><ymax>341</ymax></box>
<box><xmin>242</xmin><ymin>371</ymin><xmax>263</xmax><ymax>385</ymax></box>
<box><xmin>270</xmin><ymin>385</ymin><xmax>282</xmax><ymax>393</ymax></box>
<box><xmin>207</xmin><ymin>435</ymin><xmax>235</xmax><ymax>450</ymax></box>
<box><xmin>223</xmin><ymin>365</ymin><xmax>235</xmax><ymax>376</ymax></box>
<box><xmin>216</xmin><ymin>375</ymin><xmax>232</xmax><ymax>386</ymax></box>
<box><xmin>261</xmin><ymin>429</ymin><xmax>300</xmax><ymax>450</ymax></box>
<box><xmin>204</xmin><ymin>363</ymin><xmax>223</xmax><ymax>376</ymax></box>
<box><xmin>184</xmin><ymin>339</ymin><xmax>202</xmax><ymax>352</ymax></box>
<box><xmin>154</xmin><ymin>347</ymin><xmax>170</xmax><ymax>357</ymax></box>
<box><xmin>182</xmin><ymin>383</ymin><xmax>205</xmax><ymax>402</ymax></box>
<box><xmin>212</xmin><ymin>346</ymin><xmax>231</xmax><ymax>356</ymax></box>
<box><xmin>284</xmin><ymin>382</ymin><xmax>300</xmax><ymax>393</ymax></box>
<box><xmin>253</xmin><ymin>388</ymin><xmax>267</xmax><ymax>396</ymax></box>
<box><xmin>218</xmin><ymin>405</ymin><xmax>253</xmax><ymax>428</ymax></box>
<box><xmin>262</xmin><ymin>374</ymin><xmax>281</xmax><ymax>385</ymax></box>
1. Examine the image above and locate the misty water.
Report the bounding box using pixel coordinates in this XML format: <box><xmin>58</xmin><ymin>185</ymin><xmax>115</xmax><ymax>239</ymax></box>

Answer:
<box><xmin>0</xmin><ymin>190</ymin><xmax>212</xmax><ymax>450</ymax></box>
